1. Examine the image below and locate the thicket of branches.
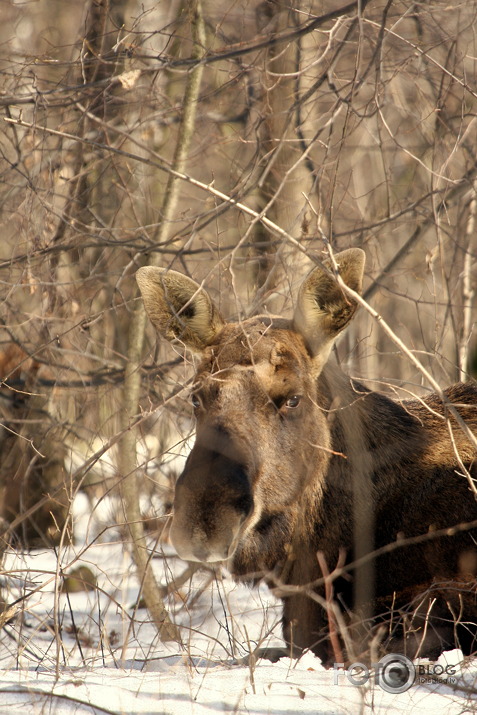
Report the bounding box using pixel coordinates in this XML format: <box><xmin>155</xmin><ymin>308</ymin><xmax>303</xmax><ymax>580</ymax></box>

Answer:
<box><xmin>0</xmin><ymin>0</ymin><xmax>476</xmax><ymax>645</ymax></box>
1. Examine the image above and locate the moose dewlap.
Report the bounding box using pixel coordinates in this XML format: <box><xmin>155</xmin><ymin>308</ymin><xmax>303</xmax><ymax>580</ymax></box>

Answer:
<box><xmin>136</xmin><ymin>249</ymin><xmax>477</xmax><ymax>665</ymax></box>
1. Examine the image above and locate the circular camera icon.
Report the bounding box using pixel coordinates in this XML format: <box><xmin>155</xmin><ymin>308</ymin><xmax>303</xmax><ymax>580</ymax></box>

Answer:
<box><xmin>377</xmin><ymin>654</ymin><xmax>416</xmax><ymax>694</ymax></box>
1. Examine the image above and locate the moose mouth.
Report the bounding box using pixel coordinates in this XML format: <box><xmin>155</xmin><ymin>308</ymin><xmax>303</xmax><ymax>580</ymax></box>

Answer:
<box><xmin>170</xmin><ymin>508</ymin><xmax>250</xmax><ymax>564</ymax></box>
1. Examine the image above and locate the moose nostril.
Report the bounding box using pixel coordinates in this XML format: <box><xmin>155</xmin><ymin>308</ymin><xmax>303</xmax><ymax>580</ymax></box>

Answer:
<box><xmin>232</xmin><ymin>493</ymin><xmax>253</xmax><ymax>516</ymax></box>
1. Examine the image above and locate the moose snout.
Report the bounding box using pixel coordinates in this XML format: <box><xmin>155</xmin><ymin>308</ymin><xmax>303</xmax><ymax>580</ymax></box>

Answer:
<box><xmin>169</xmin><ymin>441</ymin><xmax>254</xmax><ymax>564</ymax></box>
<box><xmin>170</xmin><ymin>499</ymin><xmax>250</xmax><ymax>563</ymax></box>
<box><xmin>170</xmin><ymin>521</ymin><xmax>238</xmax><ymax>563</ymax></box>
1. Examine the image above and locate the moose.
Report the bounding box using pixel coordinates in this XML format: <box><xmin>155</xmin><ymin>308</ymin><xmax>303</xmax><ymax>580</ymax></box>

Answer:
<box><xmin>136</xmin><ymin>248</ymin><xmax>477</xmax><ymax>665</ymax></box>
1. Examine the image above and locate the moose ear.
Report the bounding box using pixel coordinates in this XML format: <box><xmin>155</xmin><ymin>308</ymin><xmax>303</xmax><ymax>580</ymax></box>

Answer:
<box><xmin>136</xmin><ymin>267</ymin><xmax>225</xmax><ymax>352</ymax></box>
<box><xmin>293</xmin><ymin>248</ymin><xmax>365</xmax><ymax>365</ymax></box>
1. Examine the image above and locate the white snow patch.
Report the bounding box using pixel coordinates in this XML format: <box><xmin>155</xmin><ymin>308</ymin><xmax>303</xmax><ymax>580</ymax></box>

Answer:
<box><xmin>0</xmin><ymin>538</ymin><xmax>476</xmax><ymax>714</ymax></box>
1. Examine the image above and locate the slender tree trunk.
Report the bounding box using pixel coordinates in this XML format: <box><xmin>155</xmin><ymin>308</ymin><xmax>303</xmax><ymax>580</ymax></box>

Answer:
<box><xmin>459</xmin><ymin>182</ymin><xmax>476</xmax><ymax>382</ymax></box>
<box><xmin>118</xmin><ymin>0</ymin><xmax>206</xmax><ymax>644</ymax></box>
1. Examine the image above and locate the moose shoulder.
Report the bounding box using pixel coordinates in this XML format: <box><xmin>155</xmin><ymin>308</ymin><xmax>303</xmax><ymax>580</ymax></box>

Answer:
<box><xmin>136</xmin><ymin>249</ymin><xmax>477</xmax><ymax>665</ymax></box>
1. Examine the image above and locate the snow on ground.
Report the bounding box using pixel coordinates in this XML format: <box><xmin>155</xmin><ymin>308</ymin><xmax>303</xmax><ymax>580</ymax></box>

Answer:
<box><xmin>0</xmin><ymin>501</ymin><xmax>476</xmax><ymax>713</ymax></box>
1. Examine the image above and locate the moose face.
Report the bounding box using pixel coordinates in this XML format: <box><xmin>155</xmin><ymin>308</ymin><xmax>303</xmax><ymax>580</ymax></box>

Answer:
<box><xmin>169</xmin><ymin>318</ymin><xmax>331</xmax><ymax>564</ymax></box>
<box><xmin>136</xmin><ymin>249</ymin><xmax>365</xmax><ymax>568</ymax></box>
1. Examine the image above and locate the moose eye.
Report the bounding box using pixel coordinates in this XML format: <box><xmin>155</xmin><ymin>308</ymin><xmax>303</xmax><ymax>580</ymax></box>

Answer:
<box><xmin>285</xmin><ymin>395</ymin><xmax>301</xmax><ymax>409</ymax></box>
<box><xmin>191</xmin><ymin>393</ymin><xmax>201</xmax><ymax>410</ymax></box>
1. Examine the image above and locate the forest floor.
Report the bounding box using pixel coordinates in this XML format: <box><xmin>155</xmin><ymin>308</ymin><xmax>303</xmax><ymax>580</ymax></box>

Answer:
<box><xmin>0</xmin><ymin>497</ymin><xmax>476</xmax><ymax>714</ymax></box>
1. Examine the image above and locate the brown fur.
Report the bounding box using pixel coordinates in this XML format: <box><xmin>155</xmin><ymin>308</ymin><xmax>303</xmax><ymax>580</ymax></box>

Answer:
<box><xmin>136</xmin><ymin>251</ymin><xmax>477</xmax><ymax>664</ymax></box>
<box><xmin>0</xmin><ymin>344</ymin><xmax>68</xmax><ymax>545</ymax></box>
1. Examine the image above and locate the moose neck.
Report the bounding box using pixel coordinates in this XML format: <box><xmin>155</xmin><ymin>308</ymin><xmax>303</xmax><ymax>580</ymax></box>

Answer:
<box><xmin>319</xmin><ymin>362</ymin><xmax>423</xmax><ymax>492</ymax></box>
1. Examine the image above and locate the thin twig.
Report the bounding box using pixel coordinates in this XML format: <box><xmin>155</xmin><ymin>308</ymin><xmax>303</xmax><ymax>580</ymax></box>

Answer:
<box><xmin>316</xmin><ymin>551</ymin><xmax>345</xmax><ymax>664</ymax></box>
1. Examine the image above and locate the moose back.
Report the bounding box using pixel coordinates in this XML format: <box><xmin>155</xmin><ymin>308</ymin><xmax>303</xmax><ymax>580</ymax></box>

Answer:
<box><xmin>136</xmin><ymin>249</ymin><xmax>477</xmax><ymax>664</ymax></box>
